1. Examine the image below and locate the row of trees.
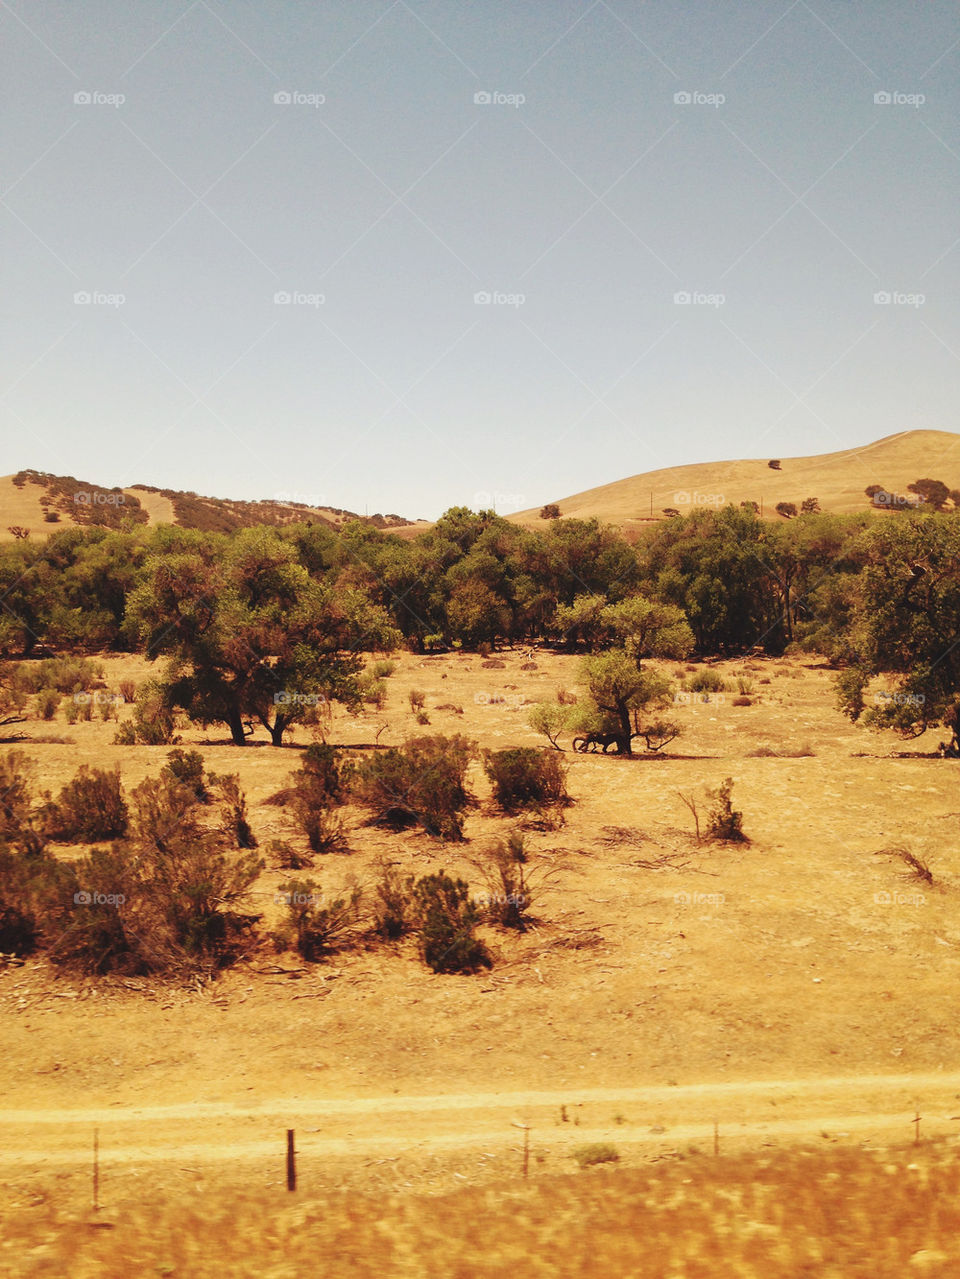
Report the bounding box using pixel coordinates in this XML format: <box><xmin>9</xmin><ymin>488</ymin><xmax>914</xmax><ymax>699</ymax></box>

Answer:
<box><xmin>0</xmin><ymin>504</ymin><xmax>958</xmax><ymax>753</ymax></box>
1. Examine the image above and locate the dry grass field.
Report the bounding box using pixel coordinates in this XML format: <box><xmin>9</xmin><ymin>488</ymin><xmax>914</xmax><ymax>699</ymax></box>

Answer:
<box><xmin>509</xmin><ymin>428</ymin><xmax>960</xmax><ymax>530</ymax></box>
<box><xmin>1</xmin><ymin>646</ymin><xmax>959</xmax><ymax>1274</ymax></box>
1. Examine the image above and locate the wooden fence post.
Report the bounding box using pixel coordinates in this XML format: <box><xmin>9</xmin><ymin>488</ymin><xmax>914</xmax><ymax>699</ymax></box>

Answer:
<box><xmin>286</xmin><ymin>1129</ymin><xmax>296</xmax><ymax>1191</ymax></box>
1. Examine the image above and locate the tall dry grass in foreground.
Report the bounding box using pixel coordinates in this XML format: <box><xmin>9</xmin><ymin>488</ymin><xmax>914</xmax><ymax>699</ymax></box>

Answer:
<box><xmin>3</xmin><ymin>1141</ymin><xmax>959</xmax><ymax>1277</ymax></box>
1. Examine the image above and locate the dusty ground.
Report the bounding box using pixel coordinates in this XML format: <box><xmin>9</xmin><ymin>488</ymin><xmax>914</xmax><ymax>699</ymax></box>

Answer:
<box><xmin>1</xmin><ymin>647</ymin><xmax>958</xmax><ymax>1271</ymax></box>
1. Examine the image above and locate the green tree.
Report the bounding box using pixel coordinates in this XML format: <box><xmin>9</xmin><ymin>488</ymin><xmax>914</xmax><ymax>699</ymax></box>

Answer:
<box><xmin>837</xmin><ymin>514</ymin><xmax>960</xmax><ymax>754</ymax></box>
<box><xmin>128</xmin><ymin>527</ymin><xmax>399</xmax><ymax>745</ymax></box>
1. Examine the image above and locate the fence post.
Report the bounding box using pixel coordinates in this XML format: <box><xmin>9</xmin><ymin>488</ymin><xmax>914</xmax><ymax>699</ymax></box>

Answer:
<box><xmin>286</xmin><ymin>1129</ymin><xmax>296</xmax><ymax>1191</ymax></box>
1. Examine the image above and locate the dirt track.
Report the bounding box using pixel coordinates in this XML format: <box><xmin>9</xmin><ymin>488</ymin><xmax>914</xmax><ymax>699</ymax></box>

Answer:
<box><xmin>3</xmin><ymin>1071</ymin><xmax>958</xmax><ymax>1172</ymax></box>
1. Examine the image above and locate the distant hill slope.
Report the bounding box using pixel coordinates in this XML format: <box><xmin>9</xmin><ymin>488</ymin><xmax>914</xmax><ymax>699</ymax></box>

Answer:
<box><xmin>509</xmin><ymin>430</ymin><xmax>960</xmax><ymax>531</ymax></box>
<box><xmin>0</xmin><ymin>470</ymin><xmax>426</xmax><ymax>542</ymax></box>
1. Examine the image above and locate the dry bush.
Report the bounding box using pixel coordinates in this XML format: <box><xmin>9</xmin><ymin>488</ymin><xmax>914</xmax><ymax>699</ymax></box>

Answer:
<box><xmin>371</xmin><ymin>859</ymin><xmax>415</xmax><ymax>940</ymax></box>
<box><xmin>41</xmin><ymin>765</ymin><xmax>128</xmax><ymax>843</ymax></box>
<box><xmin>210</xmin><ymin>772</ymin><xmax>257</xmax><ymax>848</ymax></box>
<box><xmin>275</xmin><ymin>877</ymin><xmax>362</xmax><ymax>960</ymax></box>
<box><xmin>355</xmin><ymin>734</ymin><xmax>476</xmax><ymax>840</ymax></box>
<box><xmin>705</xmin><ymin>777</ymin><xmax>747</xmax><ymax>843</ymax></box>
<box><xmin>482</xmin><ymin>747</ymin><xmax>570</xmax><ymax>818</ymax></box>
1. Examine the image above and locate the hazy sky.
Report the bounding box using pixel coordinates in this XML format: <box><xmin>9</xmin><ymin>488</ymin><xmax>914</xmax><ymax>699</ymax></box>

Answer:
<box><xmin>2</xmin><ymin>1</ymin><xmax>958</xmax><ymax>519</ymax></box>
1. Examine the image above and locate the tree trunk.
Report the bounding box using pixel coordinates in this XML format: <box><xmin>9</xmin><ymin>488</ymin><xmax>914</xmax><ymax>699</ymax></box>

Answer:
<box><xmin>616</xmin><ymin>701</ymin><xmax>633</xmax><ymax>756</ymax></box>
<box><xmin>226</xmin><ymin>705</ymin><xmax>248</xmax><ymax>746</ymax></box>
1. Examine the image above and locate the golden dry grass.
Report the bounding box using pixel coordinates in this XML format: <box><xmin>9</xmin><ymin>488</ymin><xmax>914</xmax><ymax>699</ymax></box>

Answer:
<box><xmin>4</xmin><ymin>1142</ymin><xmax>960</xmax><ymax>1277</ymax></box>
<box><xmin>2</xmin><ymin>647</ymin><xmax>960</xmax><ymax>1272</ymax></box>
<box><xmin>508</xmin><ymin>428</ymin><xmax>960</xmax><ymax>528</ymax></box>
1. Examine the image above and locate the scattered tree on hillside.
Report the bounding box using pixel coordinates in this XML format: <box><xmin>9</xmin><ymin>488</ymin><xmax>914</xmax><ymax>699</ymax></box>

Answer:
<box><xmin>539</xmin><ymin>504</ymin><xmax>561</xmax><ymax>519</ymax></box>
<box><xmin>800</xmin><ymin>497</ymin><xmax>821</xmax><ymax>514</ymax></box>
<box><xmin>775</xmin><ymin>502</ymin><xmax>797</xmax><ymax>519</ymax></box>
<box><xmin>768</xmin><ymin>459</ymin><xmax>781</xmax><ymax>470</ymax></box>
<box><xmin>907</xmin><ymin>479</ymin><xmax>950</xmax><ymax>511</ymax></box>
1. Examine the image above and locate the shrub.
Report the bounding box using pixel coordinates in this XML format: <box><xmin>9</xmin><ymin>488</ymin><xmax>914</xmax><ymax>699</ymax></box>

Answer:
<box><xmin>415</xmin><ymin>710</ymin><xmax>430</xmax><ymax>725</ymax></box>
<box><xmin>139</xmin><ymin>832</ymin><xmax>262</xmax><ymax>964</ymax></box>
<box><xmin>43</xmin><ymin>766</ymin><xmax>128</xmax><ymax>843</ymax></box>
<box><xmin>114</xmin><ymin>680</ymin><xmax>179</xmax><ymax>746</ymax></box>
<box><xmin>118</xmin><ymin>679</ymin><xmax>137</xmax><ymax>703</ymax></box>
<box><xmin>289</xmin><ymin>745</ymin><xmax>351</xmax><ymax>853</ymax></box>
<box><xmin>706</xmin><ymin>777</ymin><xmax>747</xmax><ymax>843</ymax></box>
<box><xmin>683</xmin><ymin>670</ymin><xmax>727</xmax><ymax>693</ymax></box>
<box><xmin>0</xmin><ymin>750</ymin><xmax>45</xmax><ymax>854</ymax></box>
<box><xmin>0</xmin><ymin>844</ymin><xmax>41</xmax><ymax>955</ymax></box>
<box><xmin>372</xmin><ymin>860</ymin><xmax>415</xmax><ymax>940</ymax></box>
<box><xmin>130</xmin><ymin>774</ymin><xmax>204</xmax><ymax>853</ymax></box>
<box><xmin>268</xmin><ymin>838</ymin><xmax>313</xmax><ymax>870</ymax></box>
<box><xmin>527</xmin><ymin>701</ymin><xmax>570</xmax><ymax>750</ymax></box>
<box><xmin>574</xmin><ymin>1144</ymin><xmax>619</xmax><ymax>1168</ymax></box>
<box><xmin>409</xmin><ymin>689</ymin><xmax>426</xmax><ymax>712</ymax></box>
<box><xmin>474</xmin><ymin>839</ymin><xmax>533</xmax><ymax>930</ymax></box>
<box><xmin>297</xmin><ymin>807</ymin><xmax>348</xmax><ymax>856</ymax></box>
<box><xmin>12</xmin><ymin>657</ymin><xmax>103</xmax><ymax>696</ymax></box>
<box><xmin>276</xmin><ymin>877</ymin><xmax>362</xmax><ymax>960</ymax></box>
<box><xmin>209</xmin><ymin>773</ymin><xmax>257</xmax><ymax>849</ymax></box>
<box><xmin>483</xmin><ymin>747</ymin><xmax>569</xmax><ymax>816</ymax></box>
<box><xmin>162</xmin><ymin>749</ymin><xmax>208</xmax><ymax>802</ymax></box>
<box><xmin>411</xmin><ymin>872</ymin><xmax>491</xmax><ymax>973</ymax></box>
<box><xmin>34</xmin><ymin>689</ymin><xmax>61</xmax><ymax>721</ymax></box>
<box><xmin>356</xmin><ymin>734</ymin><xmax>476</xmax><ymax>840</ymax></box>
<box><xmin>359</xmin><ymin>675</ymin><xmax>387</xmax><ymax>709</ymax></box>
<box><xmin>732</xmin><ymin>696</ymin><xmax>752</xmax><ymax>707</ymax></box>
<box><xmin>736</xmin><ymin>676</ymin><xmax>755</xmax><ymax>696</ymax></box>
<box><xmin>44</xmin><ymin>845</ymin><xmax>145</xmax><ymax>976</ymax></box>
<box><xmin>370</xmin><ymin>660</ymin><xmax>396</xmax><ymax>679</ymax></box>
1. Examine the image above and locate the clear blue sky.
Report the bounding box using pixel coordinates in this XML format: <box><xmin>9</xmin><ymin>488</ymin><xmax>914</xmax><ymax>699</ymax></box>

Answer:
<box><xmin>2</xmin><ymin>1</ymin><xmax>958</xmax><ymax>518</ymax></box>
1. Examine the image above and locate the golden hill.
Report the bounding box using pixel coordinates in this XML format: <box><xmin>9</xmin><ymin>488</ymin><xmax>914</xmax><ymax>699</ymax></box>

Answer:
<box><xmin>509</xmin><ymin>429</ymin><xmax>960</xmax><ymax>531</ymax></box>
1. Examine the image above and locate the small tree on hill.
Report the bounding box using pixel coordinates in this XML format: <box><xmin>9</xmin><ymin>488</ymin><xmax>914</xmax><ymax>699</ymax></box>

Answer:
<box><xmin>775</xmin><ymin>502</ymin><xmax>797</xmax><ymax>519</ymax></box>
<box><xmin>540</xmin><ymin>503</ymin><xmax>561</xmax><ymax>519</ymax></box>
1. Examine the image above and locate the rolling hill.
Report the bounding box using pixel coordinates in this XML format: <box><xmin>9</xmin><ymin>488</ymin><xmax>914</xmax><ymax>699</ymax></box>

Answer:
<box><xmin>508</xmin><ymin>429</ymin><xmax>960</xmax><ymax>531</ymax></box>
<box><xmin>0</xmin><ymin>470</ymin><xmax>427</xmax><ymax>542</ymax></box>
